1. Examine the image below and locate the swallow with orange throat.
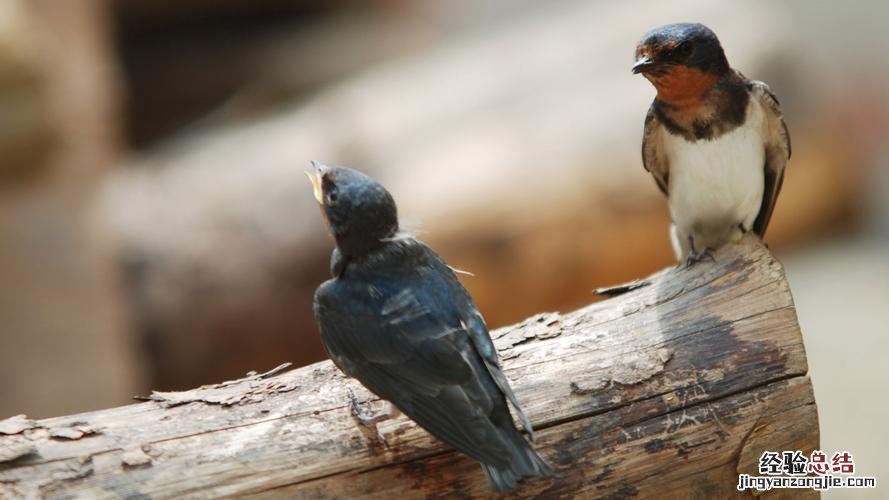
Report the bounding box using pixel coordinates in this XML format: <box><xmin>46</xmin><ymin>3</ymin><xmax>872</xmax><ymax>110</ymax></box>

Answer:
<box><xmin>633</xmin><ymin>23</ymin><xmax>791</xmax><ymax>264</ymax></box>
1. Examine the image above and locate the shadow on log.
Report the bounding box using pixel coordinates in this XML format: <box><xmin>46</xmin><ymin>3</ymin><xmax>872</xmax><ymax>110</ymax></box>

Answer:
<box><xmin>0</xmin><ymin>236</ymin><xmax>818</xmax><ymax>498</ymax></box>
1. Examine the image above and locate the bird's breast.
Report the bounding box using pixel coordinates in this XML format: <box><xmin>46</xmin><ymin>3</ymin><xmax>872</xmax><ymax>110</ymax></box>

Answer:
<box><xmin>665</xmin><ymin>106</ymin><xmax>766</xmax><ymax>232</ymax></box>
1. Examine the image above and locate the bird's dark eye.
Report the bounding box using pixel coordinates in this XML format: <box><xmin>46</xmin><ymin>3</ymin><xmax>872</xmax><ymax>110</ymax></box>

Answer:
<box><xmin>326</xmin><ymin>187</ymin><xmax>339</xmax><ymax>205</ymax></box>
<box><xmin>674</xmin><ymin>41</ymin><xmax>693</xmax><ymax>58</ymax></box>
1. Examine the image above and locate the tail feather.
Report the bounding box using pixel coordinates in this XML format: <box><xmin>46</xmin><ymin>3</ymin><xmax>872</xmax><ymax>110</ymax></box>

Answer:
<box><xmin>481</xmin><ymin>431</ymin><xmax>552</xmax><ymax>492</ymax></box>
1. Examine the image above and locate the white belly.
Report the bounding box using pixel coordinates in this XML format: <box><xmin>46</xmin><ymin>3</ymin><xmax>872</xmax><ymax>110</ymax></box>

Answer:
<box><xmin>666</xmin><ymin>118</ymin><xmax>765</xmax><ymax>245</ymax></box>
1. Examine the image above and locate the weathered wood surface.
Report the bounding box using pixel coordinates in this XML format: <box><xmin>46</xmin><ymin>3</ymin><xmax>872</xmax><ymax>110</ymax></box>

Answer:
<box><xmin>0</xmin><ymin>236</ymin><xmax>819</xmax><ymax>498</ymax></box>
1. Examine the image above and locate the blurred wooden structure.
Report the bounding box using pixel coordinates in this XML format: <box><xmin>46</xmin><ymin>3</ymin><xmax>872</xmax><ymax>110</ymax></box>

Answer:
<box><xmin>0</xmin><ymin>237</ymin><xmax>818</xmax><ymax>498</ymax></box>
<box><xmin>104</xmin><ymin>0</ymin><xmax>866</xmax><ymax>391</ymax></box>
<box><xmin>0</xmin><ymin>0</ymin><xmax>144</xmax><ymax>419</ymax></box>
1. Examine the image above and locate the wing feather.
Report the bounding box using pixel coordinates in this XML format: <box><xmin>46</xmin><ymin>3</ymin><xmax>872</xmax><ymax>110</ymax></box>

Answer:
<box><xmin>749</xmin><ymin>80</ymin><xmax>791</xmax><ymax>236</ymax></box>
<box><xmin>313</xmin><ymin>243</ymin><xmax>532</xmax><ymax>466</ymax></box>
<box><xmin>642</xmin><ymin>105</ymin><xmax>670</xmax><ymax>196</ymax></box>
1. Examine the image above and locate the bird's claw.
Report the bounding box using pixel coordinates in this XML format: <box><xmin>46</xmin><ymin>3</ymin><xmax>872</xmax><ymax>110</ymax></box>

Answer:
<box><xmin>685</xmin><ymin>247</ymin><xmax>716</xmax><ymax>267</ymax></box>
<box><xmin>347</xmin><ymin>388</ymin><xmax>367</xmax><ymax>418</ymax></box>
<box><xmin>347</xmin><ymin>389</ymin><xmax>390</xmax><ymax>448</ymax></box>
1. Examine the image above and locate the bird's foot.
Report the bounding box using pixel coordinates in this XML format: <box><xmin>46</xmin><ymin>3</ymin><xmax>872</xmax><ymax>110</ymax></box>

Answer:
<box><xmin>685</xmin><ymin>247</ymin><xmax>716</xmax><ymax>267</ymax></box>
<box><xmin>348</xmin><ymin>389</ymin><xmax>398</xmax><ymax>448</ymax></box>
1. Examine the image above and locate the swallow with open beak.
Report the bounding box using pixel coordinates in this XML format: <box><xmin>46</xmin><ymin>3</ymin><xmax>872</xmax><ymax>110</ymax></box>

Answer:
<box><xmin>633</xmin><ymin>23</ymin><xmax>791</xmax><ymax>264</ymax></box>
<box><xmin>307</xmin><ymin>162</ymin><xmax>551</xmax><ymax>491</ymax></box>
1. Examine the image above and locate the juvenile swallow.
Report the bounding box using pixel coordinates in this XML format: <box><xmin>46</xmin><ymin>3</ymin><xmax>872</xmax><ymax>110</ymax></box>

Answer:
<box><xmin>308</xmin><ymin>162</ymin><xmax>551</xmax><ymax>491</ymax></box>
<box><xmin>633</xmin><ymin>23</ymin><xmax>791</xmax><ymax>263</ymax></box>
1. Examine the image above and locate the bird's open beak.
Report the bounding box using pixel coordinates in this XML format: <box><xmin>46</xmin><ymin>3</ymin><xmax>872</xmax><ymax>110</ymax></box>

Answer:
<box><xmin>632</xmin><ymin>55</ymin><xmax>654</xmax><ymax>74</ymax></box>
<box><xmin>305</xmin><ymin>160</ymin><xmax>325</xmax><ymax>204</ymax></box>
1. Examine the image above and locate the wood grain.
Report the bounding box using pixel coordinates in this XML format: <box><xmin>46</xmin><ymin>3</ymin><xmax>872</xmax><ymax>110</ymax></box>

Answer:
<box><xmin>0</xmin><ymin>235</ymin><xmax>818</xmax><ymax>498</ymax></box>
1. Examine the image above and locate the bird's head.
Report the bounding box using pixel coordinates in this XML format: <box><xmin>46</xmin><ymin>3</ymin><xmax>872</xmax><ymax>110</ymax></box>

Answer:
<box><xmin>633</xmin><ymin>23</ymin><xmax>729</xmax><ymax>103</ymax></box>
<box><xmin>306</xmin><ymin>161</ymin><xmax>398</xmax><ymax>258</ymax></box>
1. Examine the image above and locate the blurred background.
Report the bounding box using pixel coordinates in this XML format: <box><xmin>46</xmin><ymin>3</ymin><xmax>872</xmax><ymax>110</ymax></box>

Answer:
<box><xmin>0</xmin><ymin>0</ymin><xmax>885</xmax><ymax>495</ymax></box>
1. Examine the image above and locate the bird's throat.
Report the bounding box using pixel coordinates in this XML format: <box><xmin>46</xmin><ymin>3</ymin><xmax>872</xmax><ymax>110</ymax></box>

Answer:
<box><xmin>650</xmin><ymin>66</ymin><xmax>719</xmax><ymax>107</ymax></box>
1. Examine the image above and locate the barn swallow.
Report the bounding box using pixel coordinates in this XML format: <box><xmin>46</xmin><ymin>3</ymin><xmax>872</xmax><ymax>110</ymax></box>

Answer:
<box><xmin>633</xmin><ymin>23</ymin><xmax>791</xmax><ymax>263</ymax></box>
<box><xmin>308</xmin><ymin>162</ymin><xmax>551</xmax><ymax>491</ymax></box>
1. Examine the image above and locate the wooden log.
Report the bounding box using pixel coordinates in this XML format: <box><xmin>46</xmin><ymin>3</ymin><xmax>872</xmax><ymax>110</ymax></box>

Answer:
<box><xmin>0</xmin><ymin>236</ymin><xmax>819</xmax><ymax>498</ymax></box>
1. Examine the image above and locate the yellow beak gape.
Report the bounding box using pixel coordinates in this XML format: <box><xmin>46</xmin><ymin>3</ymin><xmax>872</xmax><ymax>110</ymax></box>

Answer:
<box><xmin>305</xmin><ymin>171</ymin><xmax>324</xmax><ymax>204</ymax></box>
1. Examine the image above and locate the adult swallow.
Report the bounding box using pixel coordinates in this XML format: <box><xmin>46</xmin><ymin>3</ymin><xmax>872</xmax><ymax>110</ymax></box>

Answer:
<box><xmin>633</xmin><ymin>23</ymin><xmax>791</xmax><ymax>263</ymax></box>
<box><xmin>308</xmin><ymin>162</ymin><xmax>551</xmax><ymax>491</ymax></box>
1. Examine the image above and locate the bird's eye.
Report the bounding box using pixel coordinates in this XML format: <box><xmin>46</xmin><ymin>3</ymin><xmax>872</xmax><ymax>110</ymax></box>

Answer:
<box><xmin>675</xmin><ymin>41</ymin><xmax>693</xmax><ymax>58</ymax></box>
<box><xmin>326</xmin><ymin>189</ymin><xmax>338</xmax><ymax>205</ymax></box>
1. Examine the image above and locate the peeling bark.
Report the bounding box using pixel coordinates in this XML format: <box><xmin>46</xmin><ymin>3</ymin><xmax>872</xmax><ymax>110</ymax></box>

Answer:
<box><xmin>138</xmin><ymin>363</ymin><xmax>297</xmax><ymax>408</ymax></box>
<box><xmin>0</xmin><ymin>416</ymin><xmax>37</xmax><ymax>436</ymax></box>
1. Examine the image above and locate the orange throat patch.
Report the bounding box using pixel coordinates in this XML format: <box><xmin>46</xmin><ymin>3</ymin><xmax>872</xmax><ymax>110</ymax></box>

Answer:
<box><xmin>649</xmin><ymin>66</ymin><xmax>719</xmax><ymax>114</ymax></box>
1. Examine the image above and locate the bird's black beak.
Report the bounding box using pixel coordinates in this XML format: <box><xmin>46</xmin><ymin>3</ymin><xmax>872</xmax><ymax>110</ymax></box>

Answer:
<box><xmin>632</xmin><ymin>55</ymin><xmax>654</xmax><ymax>74</ymax></box>
<box><xmin>305</xmin><ymin>160</ymin><xmax>326</xmax><ymax>204</ymax></box>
